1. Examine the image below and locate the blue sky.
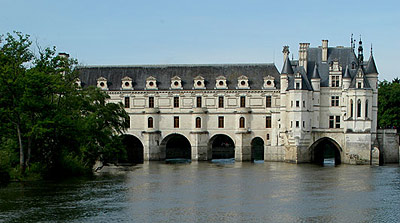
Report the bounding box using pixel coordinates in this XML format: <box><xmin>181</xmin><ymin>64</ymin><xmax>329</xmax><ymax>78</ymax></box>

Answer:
<box><xmin>1</xmin><ymin>0</ymin><xmax>399</xmax><ymax>80</ymax></box>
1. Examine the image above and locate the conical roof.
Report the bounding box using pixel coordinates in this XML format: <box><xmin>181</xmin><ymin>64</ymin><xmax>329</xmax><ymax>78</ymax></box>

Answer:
<box><xmin>281</xmin><ymin>56</ymin><xmax>294</xmax><ymax>74</ymax></box>
<box><xmin>343</xmin><ymin>65</ymin><xmax>351</xmax><ymax>79</ymax></box>
<box><xmin>311</xmin><ymin>64</ymin><xmax>320</xmax><ymax>79</ymax></box>
<box><xmin>365</xmin><ymin>54</ymin><xmax>378</xmax><ymax>74</ymax></box>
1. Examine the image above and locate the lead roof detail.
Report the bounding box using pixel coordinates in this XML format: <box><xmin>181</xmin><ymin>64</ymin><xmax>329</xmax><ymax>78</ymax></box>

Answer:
<box><xmin>78</xmin><ymin>64</ymin><xmax>280</xmax><ymax>90</ymax></box>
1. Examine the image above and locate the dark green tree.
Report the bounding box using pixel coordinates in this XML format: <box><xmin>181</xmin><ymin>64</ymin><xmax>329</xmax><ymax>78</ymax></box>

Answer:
<box><xmin>378</xmin><ymin>79</ymin><xmax>400</xmax><ymax>129</ymax></box>
<box><xmin>0</xmin><ymin>32</ymin><xmax>128</xmax><ymax>178</ymax></box>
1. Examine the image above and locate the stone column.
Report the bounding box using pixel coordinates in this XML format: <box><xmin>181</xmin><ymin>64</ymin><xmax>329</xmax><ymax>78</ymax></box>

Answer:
<box><xmin>190</xmin><ymin>131</ymin><xmax>210</xmax><ymax>161</ymax></box>
<box><xmin>235</xmin><ymin>132</ymin><xmax>252</xmax><ymax>161</ymax></box>
<box><xmin>143</xmin><ymin>131</ymin><xmax>162</xmax><ymax>161</ymax></box>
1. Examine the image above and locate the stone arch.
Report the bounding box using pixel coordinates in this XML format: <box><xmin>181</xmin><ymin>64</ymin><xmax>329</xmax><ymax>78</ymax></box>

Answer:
<box><xmin>120</xmin><ymin>134</ymin><xmax>144</xmax><ymax>164</ymax></box>
<box><xmin>208</xmin><ymin>134</ymin><xmax>235</xmax><ymax>159</ymax></box>
<box><xmin>160</xmin><ymin>133</ymin><xmax>191</xmax><ymax>160</ymax></box>
<box><xmin>309</xmin><ymin>137</ymin><xmax>342</xmax><ymax>165</ymax></box>
<box><xmin>251</xmin><ymin>137</ymin><xmax>264</xmax><ymax>161</ymax></box>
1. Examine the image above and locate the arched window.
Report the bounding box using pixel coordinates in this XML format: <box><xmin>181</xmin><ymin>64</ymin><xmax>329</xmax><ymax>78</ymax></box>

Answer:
<box><xmin>239</xmin><ymin>117</ymin><xmax>245</xmax><ymax>128</ymax></box>
<box><xmin>365</xmin><ymin>100</ymin><xmax>369</xmax><ymax>118</ymax></box>
<box><xmin>195</xmin><ymin>117</ymin><xmax>201</xmax><ymax>128</ymax></box>
<box><xmin>350</xmin><ymin>99</ymin><xmax>354</xmax><ymax>118</ymax></box>
<box><xmin>357</xmin><ymin>99</ymin><xmax>361</xmax><ymax>118</ymax></box>
<box><xmin>148</xmin><ymin>117</ymin><xmax>153</xmax><ymax>128</ymax></box>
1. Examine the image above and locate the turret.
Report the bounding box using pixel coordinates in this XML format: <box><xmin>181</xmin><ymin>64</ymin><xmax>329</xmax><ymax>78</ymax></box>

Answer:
<box><xmin>343</xmin><ymin>65</ymin><xmax>351</xmax><ymax>89</ymax></box>
<box><xmin>365</xmin><ymin>49</ymin><xmax>378</xmax><ymax>90</ymax></box>
<box><xmin>311</xmin><ymin>65</ymin><xmax>320</xmax><ymax>91</ymax></box>
<box><xmin>281</xmin><ymin>56</ymin><xmax>293</xmax><ymax>93</ymax></box>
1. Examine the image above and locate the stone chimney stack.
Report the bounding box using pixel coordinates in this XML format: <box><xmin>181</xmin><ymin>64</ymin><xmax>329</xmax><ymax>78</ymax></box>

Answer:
<box><xmin>299</xmin><ymin>43</ymin><xmax>310</xmax><ymax>72</ymax></box>
<box><xmin>322</xmin><ymin>40</ymin><xmax>328</xmax><ymax>62</ymax></box>
<box><xmin>58</xmin><ymin>52</ymin><xmax>70</xmax><ymax>59</ymax></box>
<box><xmin>282</xmin><ymin>46</ymin><xmax>290</xmax><ymax>62</ymax></box>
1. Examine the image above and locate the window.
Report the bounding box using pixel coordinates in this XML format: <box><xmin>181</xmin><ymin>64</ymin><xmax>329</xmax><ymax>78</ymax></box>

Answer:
<box><xmin>239</xmin><ymin>117</ymin><xmax>245</xmax><ymax>128</ymax></box>
<box><xmin>218</xmin><ymin>96</ymin><xmax>224</xmax><ymax>108</ymax></box>
<box><xmin>365</xmin><ymin>100</ymin><xmax>369</xmax><ymax>118</ymax></box>
<box><xmin>149</xmin><ymin>96</ymin><xmax>154</xmax><ymax>108</ymax></box>
<box><xmin>266</xmin><ymin>96</ymin><xmax>271</xmax><ymax>108</ymax></box>
<box><xmin>174</xmin><ymin>116</ymin><xmax>179</xmax><ymax>128</ymax></box>
<box><xmin>174</xmin><ymin>96</ymin><xmax>179</xmax><ymax>108</ymax></box>
<box><xmin>357</xmin><ymin>99</ymin><xmax>361</xmax><ymax>117</ymax></box>
<box><xmin>218</xmin><ymin>116</ymin><xmax>224</xmax><ymax>128</ymax></box>
<box><xmin>303</xmin><ymin>101</ymin><xmax>305</xmax><ymax>108</ymax></box>
<box><xmin>350</xmin><ymin>99</ymin><xmax>354</xmax><ymax>117</ymax></box>
<box><xmin>336</xmin><ymin>116</ymin><xmax>340</xmax><ymax>128</ymax></box>
<box><xmin>303</xmin><ymin>121</ymin><xmax>305</xmax><ymax>128</ymax></box>
<box><xmin>296</xmin><ymin>101</ymin><xmax>300</xmax><ymax>107</ymax></box>
<box><xmin>296</xmin><ymin>121</ymin><xmax>299</xmax><ymax>128</ymax></box>
<box><xmin>296</xmin><ymin>82</ymin><xmax>300</xmax><ymax>89</ymax></box>
<box><xmin>266</xmin><ymin>116</ymin><xmax>272</xmax><ymax>128</ymax></box>
<box><xmin>240</xmin><ymin>96</ymin><xmax>246</xmax><ymax>108</ymax></box>
<box><xmin>331</xmin><ymin>75</ymin><xmax>340</xmax><ymax>87</ymax></box>
<box><xmin>266</xmin><ymin>134</ymin><xmax>270</xmax><ymax>140</ymax></box>
<box><xmin>195</xmin><ymin>117</ymin><xmax>201</xmax><ymax>128</ymax></box>
<box><xmin>291</xmin><ymin>101</ymin><xmax>293</xmax><ymax>107</ymax></box>
<box><xmin>124</xmin><ymin>97</ymin><xmax>130</xmax><ymax>108</ymax></box>
<box><xmin>196</xmin><ymin>96</ymin><xmax>202</xmax><ymax>108</ymax></box>
<box><xmin>358</xmin><ymin>82</ymin><xmax>362</xmax><ymax>89</ymax></box>
<box><xmin>329</xmin><ymin>116</ymin><xmax>341</xmax><ymax>128</ymax></box>
<box><xmin>331</xmin><ymin>96</ymin><xmax>339</xmax><ymax>106</ymax></box>
<box><xmin>148</xmin><ymin>117</ymin><xmax>153</xmax><ymax>128</ymax></box>
<box><xmin>291</xmin><ymin>121</ymin><xmax>293</xmax><ymax>128</ymax></box>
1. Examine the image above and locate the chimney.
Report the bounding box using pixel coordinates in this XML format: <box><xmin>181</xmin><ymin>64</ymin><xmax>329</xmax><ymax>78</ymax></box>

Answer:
<box><xmin>282</xmin><ymin>46</ymin><xmax>290</xmax><ymax>62</ymax></box>
<box><xmin>322</xmin><ymin>40</ymin><xmax>328</xmax><ymax>62</ymax></box>
<box><xmin>299</xmin><ymin>43</ymin><xmax>310</xmax><ymax>72</ymax></box>
<box><xmin>58</xmin><ymin>52</ymin><xmax>70</xmax><ymax>59</ymax></box>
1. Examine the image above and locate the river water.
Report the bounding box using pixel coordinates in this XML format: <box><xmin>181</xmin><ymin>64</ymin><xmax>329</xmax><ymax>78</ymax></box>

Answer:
<box><xmin>1</xmin><ymin>161</ymin><xmax>400</xmax><ymax>223</ymax></box>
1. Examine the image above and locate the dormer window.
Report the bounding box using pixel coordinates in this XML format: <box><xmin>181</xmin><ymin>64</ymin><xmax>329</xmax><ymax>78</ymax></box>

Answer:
<box><xmin>263</xmin><ymin>75</ymin><xmax>275</xmax><ymax>89</ymax></box>
<box><xmin>121</xmin><ymin>76</ymin><xmax>133</xmax><ymax>90</ymax></box>
<box><xmin>193</xmin><ymin>75</ymin><xmax>206</xmax><ymax>89</ymax></box>
<box><xmin>97</xmin><ymin>77</ymin><xmax>108</xmax><ymax>90</ymax></box>
<box><xmin>237</xmin><ymin>75</ymin><xmax>249</xmax><ymax>89</ymax></box>
<box><xmin>170</xmin><ymin>76</ymin><xmax>183</xmax><ymax>90</ymax></box>
<box><xmin>146</xmin><ymin>76</ymin><xmax>158</xmax><ymax>90</ymax></box>
<box><xmin>215</xmin><ymin>76</ymin><xmax>227</xmax><ymax>89</ymax></box>
<box><xmin>357</xmin><ymin>81</ymin><xmax>362</xmax><ymax>89</ymax></box>
<box><xmin>330</xmin><ymin>76</ymin><xmax>340</xmax><ymax>87</ymax></box>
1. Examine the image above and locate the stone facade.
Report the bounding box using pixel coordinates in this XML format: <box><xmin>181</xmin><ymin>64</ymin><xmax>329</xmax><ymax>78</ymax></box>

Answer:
<box><xmin>78</xmin><ymin>39</ymin><xmax>386</xmax><ymax>164</ymax></box>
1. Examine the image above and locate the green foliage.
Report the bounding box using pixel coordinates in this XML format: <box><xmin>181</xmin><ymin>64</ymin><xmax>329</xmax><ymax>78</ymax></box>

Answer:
<box><xmin>378</xmin><ymin>79</ymin><xmax>400</xmax><ymax>129</ymax></box>
<box><xmin>0</xmin><ymin>32</ymin><xmax>128</xmax><ymax>180</ymax></box>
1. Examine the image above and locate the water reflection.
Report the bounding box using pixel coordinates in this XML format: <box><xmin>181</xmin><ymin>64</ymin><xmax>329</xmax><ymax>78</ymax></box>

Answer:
<box><xmin>1</xmin><ymin>163</ymin><xmax>400</xmax><ymax>222</ymax></box>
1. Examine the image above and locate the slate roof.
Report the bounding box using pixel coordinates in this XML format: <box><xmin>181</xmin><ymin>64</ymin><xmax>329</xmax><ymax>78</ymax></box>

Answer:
<box><xmin>365</xmin><ymin>54</ymin><xmax>378</xmax><ymax>74</ymax></box>
<box><xmin>311</xmin><ymin>64</ymin><xmax>320</xmax><ymax>79</ymax></box>
<box><xmin>281</xmin><ymin>56</ymin><xmax>294</xmax><ymax>74</ymax></box>
<box><xmin>286</xmin><ymin>45</ymin><xmax>374</xmax><ymax>90</ymax></box>
<box><xmin>78</xmin><ymin>63</ymin><xmax>280</xmax><ymax>90</ymax></box>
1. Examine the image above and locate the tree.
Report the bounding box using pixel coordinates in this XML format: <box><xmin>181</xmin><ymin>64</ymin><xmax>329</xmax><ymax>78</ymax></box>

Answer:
<box><xmin>0</xmin><ymin>32</ymin><xmax>128</xmax><ymax>177</ymax></box>
<box><xmin>378</xmin><ymin>79</ymin><xmax>400</xmax><ymax>129</ymax></box>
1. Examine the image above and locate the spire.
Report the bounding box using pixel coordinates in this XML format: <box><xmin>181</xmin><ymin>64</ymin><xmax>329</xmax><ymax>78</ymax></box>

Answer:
<box><xmin>343</xmin><ymin>65</ymin><xmax>351</xmax><ymax>79</ymax></box>
<box><xmin>358</xmin><ymin>36</ymin><xmax>364</xmax><ymax>65</ymax></box>
<box><xmin>365</xmin><ymin>53</ymin><xmax>378</xmax><ymax>74</ymax></box>
<box><xmin>281</xmin><ymin>56</ymin><xmax>294</xmax><ymax>75</ymax></box>
<box><xmin>311</xmin><ymin>64</ymin><xmax>320</xmax><ymax>79</ymax></box>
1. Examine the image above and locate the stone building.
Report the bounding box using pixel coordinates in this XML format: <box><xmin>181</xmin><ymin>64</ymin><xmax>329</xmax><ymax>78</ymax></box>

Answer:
<box><xmin>78</xmin><ymin>39</ymin><xmax>382</xmax><ymax>164</ymax></box>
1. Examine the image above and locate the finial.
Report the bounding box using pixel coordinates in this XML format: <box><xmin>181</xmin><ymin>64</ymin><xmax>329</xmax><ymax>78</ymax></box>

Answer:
<box><xmin>370</xmin><ymin>43</ymin><xmax>373</xmax><ymax>55</ymax></box>
<box><xmin>351</xmin><ymin>33</ymin><xmax>353</xmax><ymax>48</ymax></box>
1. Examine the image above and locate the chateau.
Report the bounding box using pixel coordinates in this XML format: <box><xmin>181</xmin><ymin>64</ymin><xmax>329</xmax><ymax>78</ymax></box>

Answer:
<box><xmin>78</xmin><ymin>39</ymin><xmax>384</xmax><ymax>165</ymax></box>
